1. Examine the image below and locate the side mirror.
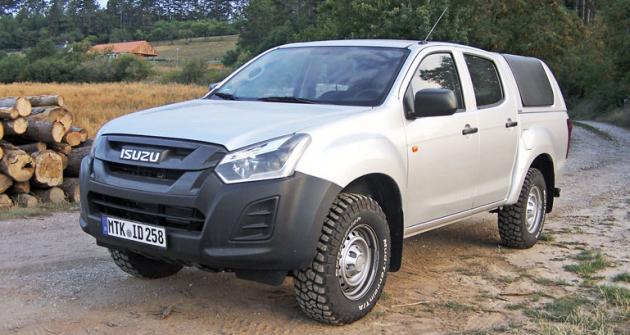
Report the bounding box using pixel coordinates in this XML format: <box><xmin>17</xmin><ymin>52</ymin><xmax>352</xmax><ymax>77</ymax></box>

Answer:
<box><xmin>209</xmin><ymin>82</ymin><xmax>219</xmax><ymax>93</ymax></box>
<box><xmin>407</xmin><ymin>88</ymin><xmax>458</xmax><ymax>119</ymax></box>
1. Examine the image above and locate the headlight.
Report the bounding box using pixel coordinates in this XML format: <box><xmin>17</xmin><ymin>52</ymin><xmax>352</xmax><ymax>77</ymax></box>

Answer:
<box><xmin>215</xmin><ymin>134</ymin><xmax>311</xmax><ymax>184</ymax></box>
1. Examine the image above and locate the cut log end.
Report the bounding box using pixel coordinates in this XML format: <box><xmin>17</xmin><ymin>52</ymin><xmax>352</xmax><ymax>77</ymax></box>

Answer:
<box><xmin>14</xmin><ymin>97</ymin><xmax>32</xmax><ymax>117</ymax></box>
<box><xmin>4</xmin><ymin>117</ymin><xmax>28</xmax><ymax>136</ymax></box>
<box><xmin>31</xmin><ymin>150</ymin><xmax>64</xmax><ymax>187</ymax></box>
<box><xmin>1</xmin><ymin>149</ymin><xmax>35</xmax><ymax>182</ymax></box>
<box><xmin>15</xmin><ymin>194</ymin><xmax>38</xmax><ymax>207</ymax></box>
<box><xmin>33</xmin><ymin>187</ymin><xmax>65</xmax><ymax>204</ymax></box>
<box><xmin>0</xmin><ymin>194</ymin><xmax>12</xmax><ymax>209</ymax></box>
<box><xmin>61</xmin><ymin>177</ymin><xmax>80</xmax><ymax>203</ymax></box>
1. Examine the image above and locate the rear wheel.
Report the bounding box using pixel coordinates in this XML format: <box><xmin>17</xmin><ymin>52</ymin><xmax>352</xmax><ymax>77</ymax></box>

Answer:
<box><xmin>293</xmin><ymin>193</ymin><xmax>390</xmax><ymax>325</ymax></box>
<box><xmin>498</xmin><ymin>168</ymin><xmax>547</xmax><ymax>248</ymax></box>
<box><xmin>109</xmin><ymin>249</ymin><xmax>183</xmax><ymax>279</ymax></box>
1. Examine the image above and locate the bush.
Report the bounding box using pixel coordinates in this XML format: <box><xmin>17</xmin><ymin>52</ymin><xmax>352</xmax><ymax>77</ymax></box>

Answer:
<box><xmin>22</xmin><ymin>58</ymin><xmax>77</xmax><ymax>83</ymax></box>
<box><xmin>113</xmin><ymin>54</ymin><xmax>154</xmax><ymax>82</ymax></box>
<box><xmin>222</xmin><ymin>48</ymin><xmax>239</xmax><ymax>67</ymax></box>
<box><xmin>0</xmin><ymin>55</ymin><xmax>27</xmax><ymax>83</ymax></box>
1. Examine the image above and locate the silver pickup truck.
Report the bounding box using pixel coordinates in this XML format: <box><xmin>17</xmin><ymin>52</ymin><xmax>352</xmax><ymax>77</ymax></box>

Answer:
<box><xmin>80</xmin><ymin>40</ymin><xmax>572</xmax><ymax>324</ymax></box>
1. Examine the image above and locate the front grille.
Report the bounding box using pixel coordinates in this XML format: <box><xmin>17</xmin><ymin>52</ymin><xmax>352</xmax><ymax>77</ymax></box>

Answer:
<box><xmin>107</xmin><ymin>161</ymin><xmax>185</xmax><ymax>183</ymax></box>
<box><xmin>90</xmin><ymin>193</ymin><xmax>205</xmax><ymax>232</ymax></box>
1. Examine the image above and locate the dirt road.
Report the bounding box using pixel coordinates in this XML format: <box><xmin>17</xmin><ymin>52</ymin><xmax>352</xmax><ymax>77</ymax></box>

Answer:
<box><xmin>1</xmin><ymin>122</ymin><xmax>628</xmax><ymax>334</ymax></box>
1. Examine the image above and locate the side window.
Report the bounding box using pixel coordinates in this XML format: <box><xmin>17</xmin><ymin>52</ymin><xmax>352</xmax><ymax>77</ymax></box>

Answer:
<box><xmin>464</xmin><ymin>54</ymin><xmax>504</xmax><ymax>107</ymax></box>
<box><xmin>406</xmin><ymin>53</ymin><xmax>464</xmax><ymax>111</ymax></box>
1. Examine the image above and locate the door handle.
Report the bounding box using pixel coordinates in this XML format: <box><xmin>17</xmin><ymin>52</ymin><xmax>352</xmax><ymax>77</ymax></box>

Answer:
<box><xmin>505</xmin><ymin>121</ymin><xmax>518</xmax><ymax>128</ymax></box>
<box><xmin>462</xmin><ymin>126</ymin><xmax>478</xmax><ymax>135</ymax></box>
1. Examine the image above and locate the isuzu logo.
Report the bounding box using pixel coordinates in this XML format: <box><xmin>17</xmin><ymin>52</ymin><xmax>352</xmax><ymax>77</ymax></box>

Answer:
<box><xmin>120</xmin><ymin>147</ymin><xmax>164</xmax><ymax>163</ymax></box>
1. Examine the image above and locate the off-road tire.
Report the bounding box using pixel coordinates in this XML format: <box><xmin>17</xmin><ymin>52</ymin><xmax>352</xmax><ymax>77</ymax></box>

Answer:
<box><xmin>498</xmin><ymin>168</ymin><xmax>547</xmax><ymax>248</ymax></box>
<box><xmin>293</xmin><ymin>193</ymin><xmax>390</xmax><ymax>325</ymax></box>
<box><xmin>109</xmin><ymin>248</ymin><xmax>183</xmax><ymax>279</ymax></box>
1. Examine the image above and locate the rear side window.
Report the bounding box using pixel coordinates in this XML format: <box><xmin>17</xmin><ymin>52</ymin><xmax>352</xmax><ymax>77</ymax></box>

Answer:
<box><xmin>502</xmin><ymin>54</ymin><xmax>554</xmax><ymax>107</ymax></box>
<box><xmin>465</xmin><ymin>55</ymin><xmax>504</xmax><ymax>108</ymax></box>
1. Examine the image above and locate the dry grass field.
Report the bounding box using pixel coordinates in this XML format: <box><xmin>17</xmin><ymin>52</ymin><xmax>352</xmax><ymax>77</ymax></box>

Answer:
<box><xmin>0</xmin><ymin>82</ymin><xmax>208</xmax><ymax>137</ymax></box>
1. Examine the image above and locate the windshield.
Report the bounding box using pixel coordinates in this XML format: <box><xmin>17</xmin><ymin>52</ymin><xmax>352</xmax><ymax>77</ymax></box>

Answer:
<box><xmin>210</xmin><ymin>46</ymin><xmax>410</xmax><ymax>106</ymax></box>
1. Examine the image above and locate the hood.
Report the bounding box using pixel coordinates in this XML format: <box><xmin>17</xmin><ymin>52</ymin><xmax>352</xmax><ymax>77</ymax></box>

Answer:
<box><xmin>100</xmin><ymin>99</ymin><xmax>369</xmax><ymax>151</ymax></box>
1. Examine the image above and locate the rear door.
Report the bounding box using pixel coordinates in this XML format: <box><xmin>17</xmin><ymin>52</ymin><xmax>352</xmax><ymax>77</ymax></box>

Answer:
<box><xmin>404</xmin><ymin>51</ymin><xmax>480</xmax><ymax>224</ymax></box>
<box><xmin>461</xmin><ymin>53</ymin><xmax>519</xmax><ymax>207</ymax></box>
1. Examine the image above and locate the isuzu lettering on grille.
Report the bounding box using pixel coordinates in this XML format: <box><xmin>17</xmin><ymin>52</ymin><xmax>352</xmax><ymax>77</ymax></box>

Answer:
<box><xmin>120</xmin><ymin>148</ymin><xmax>162</xmax><ymax>163</ymax></box>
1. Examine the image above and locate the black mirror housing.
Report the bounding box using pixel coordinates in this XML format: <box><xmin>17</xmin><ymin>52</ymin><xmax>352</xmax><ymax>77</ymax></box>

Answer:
<box><xmin>408</xmin><ymin>88</ymin><xmax>458</xmax><ymax>119</ymax></box>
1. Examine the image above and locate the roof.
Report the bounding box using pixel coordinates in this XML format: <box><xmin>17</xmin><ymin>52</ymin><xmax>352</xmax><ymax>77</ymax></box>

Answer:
<box><xmin>89</xmin><ymin>40</ymin><xmax>159</xmax><ymax>56</ymax></box>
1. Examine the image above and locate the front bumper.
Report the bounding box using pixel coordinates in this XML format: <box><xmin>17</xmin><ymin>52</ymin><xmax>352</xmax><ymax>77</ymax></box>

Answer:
<box><xmin>79</xmin><ymin>155</ymin><xmax>341</xmax><ymax>277</ymax></box>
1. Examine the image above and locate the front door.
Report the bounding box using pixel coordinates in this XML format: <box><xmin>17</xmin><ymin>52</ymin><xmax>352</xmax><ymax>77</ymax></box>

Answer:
<box><xmin>404</xmin><ymin>52</ymin><xmax>480</xmax><ymax>225</ymax></box>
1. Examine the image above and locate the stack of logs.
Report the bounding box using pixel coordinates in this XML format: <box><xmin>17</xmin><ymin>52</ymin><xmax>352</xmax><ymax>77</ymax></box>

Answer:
<box><xmin>0</xmin><ymin>95</ymin><xmax>89</xmax><ymax>208</ymax></box>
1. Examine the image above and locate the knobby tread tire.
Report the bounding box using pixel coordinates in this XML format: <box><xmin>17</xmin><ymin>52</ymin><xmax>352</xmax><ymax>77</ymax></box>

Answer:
<box><xmin>498</xmin><ymin>168</ymin><xmax>547</xmax><ymax>249</ymax></box>
<box><xmin>293</xmin><ymin>193</ymin><xmax>390</xmax><ymax>325</ymax></box>
<box><xmin>109</xmin><ymin>249</ymin><xmax>183</xmax><ymax>279</ymax></box>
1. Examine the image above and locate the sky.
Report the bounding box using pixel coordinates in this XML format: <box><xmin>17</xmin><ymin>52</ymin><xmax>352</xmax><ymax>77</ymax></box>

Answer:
<box><xmin>97</xmin><ymin>0</ymin><xmax>108</xmax><ymax>8</ymax></box>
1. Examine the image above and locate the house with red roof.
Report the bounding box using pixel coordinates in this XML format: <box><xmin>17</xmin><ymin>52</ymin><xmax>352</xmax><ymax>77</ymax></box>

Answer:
<box><xmin>88</xmin><ymin>40</ymin><xmax>159</xmax><ymax>58</ymax></box>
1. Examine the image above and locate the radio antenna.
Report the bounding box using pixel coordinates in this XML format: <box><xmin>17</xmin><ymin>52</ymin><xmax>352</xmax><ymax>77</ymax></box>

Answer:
<box><xmin>421</xmin><ymin>7</ymin><xmax>448</xmax><ymax>44</ymax></box>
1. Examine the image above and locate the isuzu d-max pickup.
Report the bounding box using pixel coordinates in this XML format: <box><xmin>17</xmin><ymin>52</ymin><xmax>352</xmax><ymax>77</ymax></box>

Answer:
<box><xmin>80</xmin><ymin>40</ymin><xmax>571</xmax><ymax>324</ymax></box>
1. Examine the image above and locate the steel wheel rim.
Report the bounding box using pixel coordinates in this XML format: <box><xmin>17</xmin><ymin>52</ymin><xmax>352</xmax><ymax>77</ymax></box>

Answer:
<box><xmin>337</xmin><ymin>223</ymin><xmax>379</xmax><ymax>301</ymax></box>
<box><xmin>526</xmin><ymin>185</ymin><xmax>543</xmax><ymax>234</ymax></box>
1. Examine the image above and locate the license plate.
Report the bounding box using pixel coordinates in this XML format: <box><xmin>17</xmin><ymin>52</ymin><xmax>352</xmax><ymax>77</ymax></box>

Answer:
<box><xmin>101</xmin><ymin>216</ymin><xmax>167</xmax><ymax>248</ymax></box>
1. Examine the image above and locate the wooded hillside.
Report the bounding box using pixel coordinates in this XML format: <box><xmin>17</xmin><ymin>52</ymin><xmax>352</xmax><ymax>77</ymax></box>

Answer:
<box><xmin>1</xmin><ymin>0</ymin><xmax>628</xmax><ymax>118</ymax></box>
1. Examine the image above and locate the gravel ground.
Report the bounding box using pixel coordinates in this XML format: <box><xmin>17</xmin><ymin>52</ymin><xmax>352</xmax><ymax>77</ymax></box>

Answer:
<box><xmin>0</xmin><ymin>121</ymin><xmax>628</xmax><ymax>335</ymax></box>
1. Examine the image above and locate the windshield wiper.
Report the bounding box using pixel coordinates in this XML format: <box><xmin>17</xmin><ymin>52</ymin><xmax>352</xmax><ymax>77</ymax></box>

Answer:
<box><xmin>214</xmin><ymin>92</ymin><xmax>238</xmax><ymax>100</ymax></box>
<box><xmin>258</xmin><ymin>96</ymin><xmax>320</xmax><ymax>104</ymax></box>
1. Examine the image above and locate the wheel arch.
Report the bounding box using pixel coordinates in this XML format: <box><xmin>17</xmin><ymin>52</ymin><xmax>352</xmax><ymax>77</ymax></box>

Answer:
<box><xmin>529</xmin><ymin>154</ymin><xmax>555</xmax><ymax>213</ymax></box>
<box><xmin>342</xmin><ymin>173</ymin><xmax>404</xmax><ymax>272</ymax></box>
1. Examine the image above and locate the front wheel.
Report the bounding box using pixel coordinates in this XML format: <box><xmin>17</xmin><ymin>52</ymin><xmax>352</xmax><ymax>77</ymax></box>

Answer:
<box><xmin>498</xmin><ymin>168</ymin><xmax>547</xmax><ymax>248</ymax></box>
<box><xmin>293</xmin><ymin>193</ymin><xmax>390</xmax><ymax>325</ymax></box>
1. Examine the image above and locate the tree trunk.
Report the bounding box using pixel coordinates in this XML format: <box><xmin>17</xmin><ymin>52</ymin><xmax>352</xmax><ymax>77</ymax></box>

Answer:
<box><xmin>30</xmin><ymin>150</ymin><xmax>64</xmax><ymax>187</ymax></box>
<box><xmin>15</xmin><ymin>193</ymin><xmax>38</xmax><ymax>207</ymax></box>
<box><xmin>0</xmin><ymin>193</ymin><xmax>12</xmax><ymax>209</ymax></box>
<box><xmin>25</xmin><ymin>95</ymin><xmax>64</xmax><ymax>108</ymax></box>
<box><xmin>17</xmin><ymin>121</ymin><xmax>65</xmax><ymax>143</ymax></box>
<box><xmin>3</xmin><ymin>117</ymin><xmax>28</xmax><ymax>136</ymax></box>
<box><xmin>0</xmin><ymin>173</ymin><xmax>13</xmax><ymax>194</ymax></box>
<box><xmin>65</xmin><ymin>146</ymin><xmax>90</xmax><ymax>177</ymax></box>
<box><xmin>61</xmin><ymin>177</ymin><xmax>80</xmax><ymax>203</ymax></box>
<box><xmin>0</xmin><ymin>147</ymin><xmax>34</xmax><ymax>182</ymax></box>
<box><xmin>8</xmin><ymin>180</ymin><xmax>30</xmax><ymax>194</ymax></box>
<box><xmin>48</xmin><ymin>142</ymin><xmax>72</xmax><ymax>155</ymax></box>
<box><xmin>0</xmin><ymin>107</ymin><xmax>19</xmax><ymax>120</ymax></box>
<box><xmin>26</xmin><ymin>108</ymin><xmax>72</xmax><ymax>132</ymax></box>
<box><xmin>0</xmin><ymin>97</ymin><xmax>31</xmax><ymax>117</ymax></box>
<box><xmin>63</xmin><ymin>131</ymin><xmax>82</xmax><ymax>147</ymax></box>
<box><xmin>18</xmin><ymin>142</ymin><xmax>47</xmax><ymax>154</ymax></box>
<box><xmin>33</xmin><ymin>187</ymin><xmax>65</xmax><ymax>204</ymax></box>
<box><xmin>68</xmin><ymin>126</ymin><xmax>88</xmax><ymax>142</ymax></box>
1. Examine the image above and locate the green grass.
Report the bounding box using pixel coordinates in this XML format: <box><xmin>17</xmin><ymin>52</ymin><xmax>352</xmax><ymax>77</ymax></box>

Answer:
<box><xmin>572</xmin><ymin>121</ymin><xmax>615</xmax><ymax>141</ymax></box>
<box><xmin>457</xmin><ymin>268</ymin><xmax>478</xmax><ymax>276</ymax></box>
<box><xmin>534</xmin><ymin>277</ymin><xmax>573</xmax><ymax>287</ymax></box>
<box><xmin>598</xmin><ymin>285</ymin><xmax>630</xmax><ymax>307</ymax></box>
<box><xmin>0</xmin><ymin>202</ymin><xmax>79</xmax><ymax>221</ymax></box>
<box><xmin>612</xmin><ymin>272</ymin><xmax>630</xmax><ymax>283</ymax></box>
<box><xmin>506</xmin><ymin>303</ymin><xmax>527</xmax><ymax>310</ymax></box>
<box><xmin>444</xmin><ymin>301</ymin><xmax>474</xmax><ymax>312</ymax></box>
<box><xmin>564</xmin><ymin>251</ymin><xmax>611</xmax><ymax>277</ymax></box>
<box><xmin>525</xmin><ymin>296</ymin><xmax>590</xmax><ymax>322</ymax></box>
<box><xmin>540</xmin><ymin>233</ymin><xmax>556</xmax><ymax>242</ymax></box>
<box><xmin>153</xmin><ymin>35</ymin><xmax>238</xmax><ymax>63</ymax></box>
